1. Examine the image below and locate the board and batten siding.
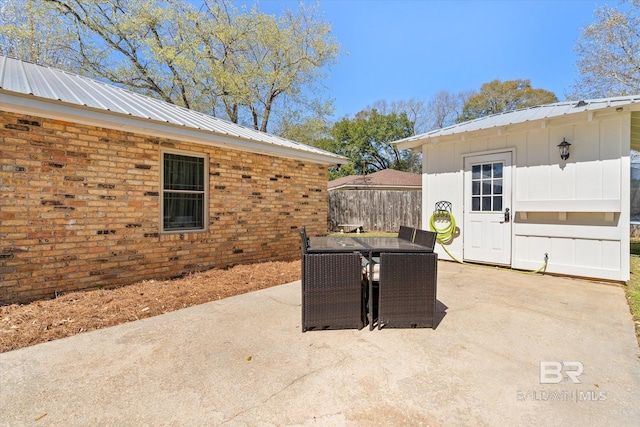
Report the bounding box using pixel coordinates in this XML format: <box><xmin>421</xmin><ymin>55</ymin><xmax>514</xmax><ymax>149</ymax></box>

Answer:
<box><xmin>328</xmin><ymin>189</ymin><xmax>421</xmax><ymax>232</ymax></box>
<box><xmin>422</xmin><ymin>109</ymin><xmax>630</xmax><ymax>281</ymax></box>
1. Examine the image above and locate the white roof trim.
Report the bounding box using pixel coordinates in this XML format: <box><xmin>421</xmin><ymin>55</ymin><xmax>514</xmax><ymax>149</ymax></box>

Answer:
<box><xmin>0</xmin><ymin>56</ymin><xmax>347</xmax><ymax>165</ymax></box>
<box><xmin>1</xmin><ymin>92</ymin><xmax>342</xmax><ymax>165</ymax></box>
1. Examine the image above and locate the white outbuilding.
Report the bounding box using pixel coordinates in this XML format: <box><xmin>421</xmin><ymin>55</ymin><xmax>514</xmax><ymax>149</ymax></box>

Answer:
<box><xmin>393</xmin><ymin>96</ymin><xmax>640</xmax><ymax>281</ymax></box>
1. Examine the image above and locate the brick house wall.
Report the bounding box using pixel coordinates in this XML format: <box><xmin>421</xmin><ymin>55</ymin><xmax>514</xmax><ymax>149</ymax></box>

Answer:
<box><xmin>0</xmin><ymin>111</ymin><xmax>327</xmax><ymax>304</ymax></box>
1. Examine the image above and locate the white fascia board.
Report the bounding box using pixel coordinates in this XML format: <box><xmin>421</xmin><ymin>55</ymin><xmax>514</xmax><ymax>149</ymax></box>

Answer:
<box><xmin>1</xmin><ymin>92</ymin><xmax>347</xmax><ymax>166</ymax></box>
<box><xmin>394</xmin><ymin>137</ymin><xmax>428</xmax><ymax>151</ymax></box>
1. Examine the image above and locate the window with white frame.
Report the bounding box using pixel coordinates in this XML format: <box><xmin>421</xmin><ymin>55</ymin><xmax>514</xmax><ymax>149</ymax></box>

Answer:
<box><xmin>470</xmin><ymin>162</ymin><xmax>503</xmax><ymax>212</ymax></box>
<box><xmin>161</xmin><ymin>150</ymin><xmax>208</xmax><ymax>232</ymax></box>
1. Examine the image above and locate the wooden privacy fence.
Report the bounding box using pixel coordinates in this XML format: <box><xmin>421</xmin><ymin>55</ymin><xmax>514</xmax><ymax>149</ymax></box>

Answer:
<box><xmin>328</xmin><ymin>190</ymin><xmax>422</xmax><ymax>232</ymax></box>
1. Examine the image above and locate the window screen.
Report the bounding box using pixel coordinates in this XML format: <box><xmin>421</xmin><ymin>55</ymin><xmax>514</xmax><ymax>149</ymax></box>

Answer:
<box><xmin>471</xmin><ymin>162</ymin><xmax>503</xmax><ymax>212</ymax></box>
<box><xmin>162</xmin><ymin>152</ymin><xmax>206</xmax><ymax>231</ymax></box>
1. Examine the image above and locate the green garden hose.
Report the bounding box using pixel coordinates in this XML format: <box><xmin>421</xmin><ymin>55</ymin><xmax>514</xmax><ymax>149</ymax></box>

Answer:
<box><xmin>428</xmin><ymin>209</ymin><xmax>547</xmax><ymax>274</ymax></box>
<box><xmin>429</xmin><ymin>211</ymin><xmax>457</xmax><ymax>245</ymax></box>
<box><xmin>429</xmin><ymin>210</ymin><xmax>464</xmax><ymax>263</ymax></box>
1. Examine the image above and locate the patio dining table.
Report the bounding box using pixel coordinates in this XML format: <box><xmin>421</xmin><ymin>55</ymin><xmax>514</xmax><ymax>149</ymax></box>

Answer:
<box><xmin>307</xmin><ymin>236</ymin><xmax>431</xmax><ymax>253</ymax></box>
<box><xmin>304</xmin><ymin>236</ymin><xmax>438</xmax><ymax>330</ymax></box>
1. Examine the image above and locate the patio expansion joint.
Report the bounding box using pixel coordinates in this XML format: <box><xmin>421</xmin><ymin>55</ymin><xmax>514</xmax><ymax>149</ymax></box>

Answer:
<box><xmin>267</xmin><ymin>295</ymin><xmax>299</xmax><ymax>306</ymax></box>
<box><xmin>221</xmin><ymin>357</ymin><xmax>348</xmax><ymax>424</ymax></box>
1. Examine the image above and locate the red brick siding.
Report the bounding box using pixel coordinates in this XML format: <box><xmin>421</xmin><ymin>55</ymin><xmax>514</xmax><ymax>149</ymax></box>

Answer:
<box><xmin>0</xmin><ymin>111</ymin><xmax>327</xmax><ymax>304</ymax></box>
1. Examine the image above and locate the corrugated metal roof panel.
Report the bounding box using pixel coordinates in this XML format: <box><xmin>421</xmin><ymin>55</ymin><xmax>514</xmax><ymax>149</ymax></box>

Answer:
<box><xmin>2</xmin><ymin>56</ymin><xmax>31</xmax><ymax>95</ymax></box>
<box><xmin>23</xmin><ymin>62</ymin><xmax>58</xmax><ymax>99</ymax></box>
<box><xmin>0</xmin><ymin>56</ymin><xmax>344</xmax><ymax>162</ymax></box>
<box><xmin>394</xmin><ymin>95</ymin><xmax>640</xmax><ymax>147</ymax></box>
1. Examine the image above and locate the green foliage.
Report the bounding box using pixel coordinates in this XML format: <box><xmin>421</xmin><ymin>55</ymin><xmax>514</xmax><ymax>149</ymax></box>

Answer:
<box><xmin>7</xmin><ymin>0</ymin><xmax>339</xmax><ymax>132</ymax></box>
<box><xmin>628</xmin><ymin>248</ymin><xmax>640</xmax><ymax>329</ymax></box>
<box><xmin>572</xmin><ymin>1</ymin><xmax>640</xmax><ymax>99</ymax></box>
<box><xmin>328</xmin><ymin>163</ymin><xmax>357</xmax><ymax>181</ymax></box>
<box><xmin>629</xmin><ymin>242</ymin><xmax>640</xmax><ymax>344</ymax></box>
<box><xmin>458</xmin><ymin>79</ymin><xmax>558</xmax><ymax>122</ymax></box>
<box><xmin>187</xmin><ymin>1</ymin><xmax>339</xmax><ymax>131</ymax></box>
<box><xmin>274</xmin><ymin>99</ymin><xmax>335</xmax><ymax>146</ymax></box>
<box><xmin>0</xmin><ymin>0</ymin><xmax>76</xmax><ymax>67</ymax></box>
<box><xmin>367</xmin><ymin>98</ymin><xmax>430</xmax><ymax>135</ymax></box>
<box><xmin>329</xmin><ymin>109</ymin><xmax>419</xmax><ymax>177</ymax></box>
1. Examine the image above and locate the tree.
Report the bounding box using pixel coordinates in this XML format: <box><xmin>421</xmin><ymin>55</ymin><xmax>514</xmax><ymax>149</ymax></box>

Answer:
<box><xmin>184</xmin><ymin>1</ymin><xmax>339</xmax><ymax>131</ymax></box>
<box><xmin>273</xmin><ymin>99</ymin><xmax>338</xmax><ymax>157</ymax></box>
<box><xmin>0</xmin><ymin>0</ymin><xmax>75</xmax><ymax>68</ymax></box>
<box><xmin>43</xmin><ymin>0</ymin><xmax>196</xmax><ymax>106</ymax></box>
<box><xmin>9</xmin><ymin>0</ymin><xmax>338</xmax><ymax>132</ymax></box>
<box><xmin>458</xmin><ymin>79</ymin><xmax>558</xmax><ymax>122</ymax></box>
<box><xmin>425</xmin><ymin>90</ymin><xmax>472</xmax><ymax>130</ymax></box>
<box><xmin>369</xmin><ymin>91</ymin><xmax>471</xmax><ymax>133</ymax></box>
<box><xmin>330</xmin><ymin>109</ymin><xmax>418</xmax><ymax>178</ymax></box>
<box><xmin>368</xmin><ymin>98</ymin><xmax>430</xmax><ymax>134</ymax></box>
<box><xmin>571</xmin><ymin>0</ymin><xmax>640</xmax><ymax>99</ymax></box>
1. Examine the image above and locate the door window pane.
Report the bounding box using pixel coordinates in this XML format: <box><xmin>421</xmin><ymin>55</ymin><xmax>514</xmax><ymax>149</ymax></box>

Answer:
<box><xmin>472</xmin><ymin>197</ymin><xmax>480</xmax><ymax>211</ymax></box>
<box><xmin>482</xmin><ymin>196</ymin><xmax>492</xmax><ymax>211</ymax></box>
<box><xmin>493</xmin><ymin>196</ymin><xmax>503</xmax><ymax>212</ymax></box>
<box><xmin>493</xmin><ymin>163</ymin><xmax>503</xmax><ymax>178</ymax></box>
<box><xmin>493</xmin><ymin>179</ymin><xmax>503</xmax><ymax>195</ymax></box>
<box><xmin>472</xmin><ymin>181</ymin><xmax>480</xmax><ymax>195</ymax></box>
<box><xmin>482</xmin><ymin>181</ymin><xmax>491</xmax><ymax>195</ymax></box>
<box><xmin>472</xmin><ymin>165</ymin><xmax>481</xmax><ymax>179</ymax></box>
<box><xmin>482</xmin><ymin>164</ymin><xmax>492</xmax><ymax>179</ymax></box>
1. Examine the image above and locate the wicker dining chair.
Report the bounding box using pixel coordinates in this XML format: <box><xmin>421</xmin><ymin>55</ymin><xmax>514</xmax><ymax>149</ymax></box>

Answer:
<box><xmin>302</xmin><ymin>252</ymin><xmax>366</xmax><ymax>331</ymax></box>
<box><xmin>300</xmin><ymin>226</ymin><xmax>309</xmax><ymax>255</ymax></box>
<box><xmin>413</xmin><ymin>229</ymin><xmax>437</xmax><ymax>251</ymax></box>
<box><xmin>299</xmin><ymin>226</ymin><xmax>366</xmax><ymax>332</ymax></box>
<box><xmin>377</xmin><ymin>252</ymin><xmax>438</xmax><ymax>329</ymax></box>
<box><xmin>398</xmin><ymin>226</ymin><xmax>415</xmax><ymax>241</ymax></box>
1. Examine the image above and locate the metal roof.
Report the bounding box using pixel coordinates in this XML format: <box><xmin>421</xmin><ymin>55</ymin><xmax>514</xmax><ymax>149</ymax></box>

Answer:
<box><xmin>394</xmin><ymin>95</ymin><xmax>640</xmax><ymax>150</ymax></box>
<box><xmin>0</xmin><ymin>56</ymin><xmax>346</xmax><ymax>164</ymax></box>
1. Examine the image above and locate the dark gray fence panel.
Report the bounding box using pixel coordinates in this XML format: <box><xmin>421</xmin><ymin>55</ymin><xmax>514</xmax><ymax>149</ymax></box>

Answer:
<box><xmin>328</xmin><ymin>190</ymin><xmax>421</xmax><ymax>232</ymax></box>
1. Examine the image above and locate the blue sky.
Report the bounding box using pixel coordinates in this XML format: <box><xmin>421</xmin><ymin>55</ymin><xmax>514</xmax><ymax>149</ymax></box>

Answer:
<box><xmin>246</xmin><ymin>0</ymin><xmax>605</xmax><ymax>119</ymax></box>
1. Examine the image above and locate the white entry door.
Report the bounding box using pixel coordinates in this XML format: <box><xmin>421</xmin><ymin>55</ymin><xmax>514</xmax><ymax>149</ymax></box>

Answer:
<box><xmin>463</xmin><ymin>152</ymin><xmax>512</xmax><ymax>266</ymax></box>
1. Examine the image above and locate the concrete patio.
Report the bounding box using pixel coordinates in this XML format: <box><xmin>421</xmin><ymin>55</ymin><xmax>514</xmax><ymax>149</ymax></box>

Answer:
<box><xmin>1</xmin><ymin>261</ymin><xmax>639</xmax><ymax>426</ymax></box>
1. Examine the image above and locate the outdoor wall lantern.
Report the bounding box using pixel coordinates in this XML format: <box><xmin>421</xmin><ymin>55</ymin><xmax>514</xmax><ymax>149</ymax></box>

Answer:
<box><xmin>557</xmin><ymin>138</ymin><xmax>571</xmax><ymax>160</ymax></box>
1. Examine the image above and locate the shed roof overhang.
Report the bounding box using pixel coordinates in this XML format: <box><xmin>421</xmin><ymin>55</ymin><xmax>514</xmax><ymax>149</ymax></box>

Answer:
<box><xmin>392</xmin><ymin>96</ymin><xmax>640</xmax><ymax>152</ymax></box>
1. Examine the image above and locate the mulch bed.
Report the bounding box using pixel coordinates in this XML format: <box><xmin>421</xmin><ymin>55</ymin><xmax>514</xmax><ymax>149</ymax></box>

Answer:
<box><xmin>1</xmin><ymin>260</ymin><xmax>300</xmax><ymax>353</ymax></box>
